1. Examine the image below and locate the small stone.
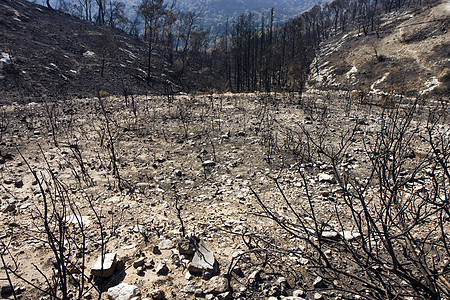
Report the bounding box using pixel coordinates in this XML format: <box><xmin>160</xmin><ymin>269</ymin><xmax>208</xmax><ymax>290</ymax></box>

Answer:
<box><xmin>174</xmin><ymin>169</ymin><xmax>183</xmax><ymax>177</ymax></box>
<box><xmin>152</xmin><ymin>245</ymin><xmax>161</xmax><ymax>255</ymax></box>
<box><xmin>136</xmin><ymin>266</ymin><xmax>144</xmax><ymax>276</ymax></box>
<box><xmin>342</xmin><ymin>231</ymin><xmax>361</xmax><ymax>241</ymax></box>
<box><xmin>202</xmin><ymin>276</ymin><xmax>229</xmax><ymax>294</ymax></box>
<box><xmin>156</xmin><ymin>260</ymin><xmax>169</xmax><ymax>276</ymax></box>
<box><xmin>217</xmin><ymin>291</ymin><xmax>232</xmax><ymax>300</ymax></box>
<box><xmin>158</xmin><ymin>239</ymin><xmax>175</xmax><ymax>250</ymax></box>
<box><xmin>248</xmin><ymin>268</ymin><xmax>263</xmax><ymax>283</ymax></box>
<box><xmin>318</xmin><ymin>173</ymin><xmax>336</xmax><ymax>184</ymax></box>
<box><xmin>3</xmin><ymin>178</ymin><xmax>13</xmax><ymax>184</ymax></box>
<box><xmin>177</xmin><ymin>237</ymin><xmax>196</xmax><ymax>255</ymax></box>
<box><xmin>1</xmin><ymin>284</ymin><xmax>13</xmax><ymax>297</ymax></box>
<box><xmin>2</xmin><ymin>203</ymin><xmax>16</xmax><ymax>213</ymax></box>
<box><xmin>202</xmin><ymin>160</ymin><xmax>216</xmax><ymax>167</ymax></box>
<box><xmin>91</xmin><ymin>253</ymin><xmax>118</xmax><ymax>278</ymax></box>
<box><xmin>150</xmin><ymin>289</ymin><xmax>165</xmax><ymax>300</ymax></box>
<box><xmin>107</xmin><ymin>283</ymin><xmax>140</xmax><ymax>300</ymax></box>
<box><xmin>185</xmin><ymin>270</ymin><xmax>193</xmax><ymax>280</ymax></box>
<box><xmin>194</xmin><ymin>288</ymin><xmax>203</xmax><ymax>296</ymax></box>
<box><xmin>321</xmin><ymin>231</ymin><xmax>340</xmax><ymax>240</ymax></box>
<box><xmin>293</xmin><ymin>289</ymin><xmax>306</xmax><ymax>297</ymax></box>
<box><xmin>145</xmin><ymin>259</ymin><xmax>155</xmax><ymax>269</ymax></box>
<box><xmin>14</xmin><ymin>179</ymin><xmax>23</xmax><ymax>188</ymax></box>
<box><xmin>133</xmin><ymin>257</ymin><xmax>146</xmax><ymax>268</ymax></box>
<box><xmin>313</xmin><ymin>276</ymin><xmax>325</xmax><ymax>288</ymax></box>
<box><xmin>314</xmin><ymin>292</ymin><xmax>324</xmax><ymax>299</ymax></box>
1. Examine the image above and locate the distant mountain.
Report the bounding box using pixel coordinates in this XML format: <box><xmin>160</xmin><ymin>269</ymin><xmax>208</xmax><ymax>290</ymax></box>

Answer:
<box><xmin>175</xmin><ymin>0</ymin><xmax>318</xmax><ymax>32</ymax></box>
<box><xmin>41</xmin><ymin>0</ymin><xmax>318</xmax><ymax>32</ymax></box>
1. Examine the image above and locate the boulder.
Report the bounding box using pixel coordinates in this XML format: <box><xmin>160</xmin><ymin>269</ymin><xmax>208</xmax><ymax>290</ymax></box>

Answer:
<box><xmin>91</xmin><ymin>253</ymin><xmax>118</xmax><ymax>277</ymax></box>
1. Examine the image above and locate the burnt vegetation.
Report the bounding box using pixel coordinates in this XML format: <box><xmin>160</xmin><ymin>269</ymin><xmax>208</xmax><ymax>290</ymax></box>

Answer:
<box><xmin>0</xmin><ymin>0</ymin><xmax>449</xmax><ymax>299</ymax></box>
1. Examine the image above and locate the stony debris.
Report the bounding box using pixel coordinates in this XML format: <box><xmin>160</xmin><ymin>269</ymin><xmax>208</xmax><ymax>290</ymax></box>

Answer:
<box><xmin>107</xmin><ymin>283</ymin><xmax>141</xmax><ymax>300</ymax></box>
<box><xmin>321</xmin><ymin>231</ymin><xmax>340</xmax><ymax>240</ymax></box>
<box><xmin>248</xmin><ymin>268</ymin><xmax>263</xmax><ymax>283</ymax></box>
<box><xmin>313</xmin><ymin>292</ymin><xmax>324</xmax><ymax>299</ymax></box>
<box><xmin>317</xmin><ymin>173</ymin><xmax>337</xmax><ymax>184</ymax></box>
<box><xmin>133</xmin><ymin>257</ymin><xmax>146</xmax><ymax>268</ymax></box>
<box><xmin>313</xmin><ymin>276</ymin><xmax>325</xmax><ymax>288</ymax></box>
<box><xmin>217</xmin><ymin>291</ymin><xmax>232</xmax><ymax>300</ymax></box>
<box><xmin>202</xmin><ymin>276</ymin><xmax>229</xmax><ymax>294</ymax></box>
<box><xmin>1</xmin><ymin>284</ymin><xmax>13</xmax><ymax>298</ymax></box>
<box><xmin>156</xmin><ymin>260</ymin><xmax>169</xmax><ymax>275</ymax></box>
<box><xmin>188</xmin><ymin>239</ymin><xmax>218</xmax><ymax>275</ymax></box>
<box><xmin>91</xmin><ymin>253</ymin><xmax>118</xmax><ymax>278</ymax></box>
<box><xmin>293</xmin><ymin>289</ymin><xmax>306</xmax><ymax>297</ymax></box>
<box><xmin>149</xmin><ymin>289</ymin><xmax>165</xmax><ymax>300</ymax></box>
<box><xmin>177</xmin><ymin>237</ymin><xmax>196</xmax><ymax>255</ymax></box>
<box><xmin>202</xmin><ymin>160</ymin><xmax>216</xmax><ymax>167</ymax></box>
<box><xmin>158</xmin><ymin>239</ymin><xmax>175</xmax><ymax>250</ymax></box>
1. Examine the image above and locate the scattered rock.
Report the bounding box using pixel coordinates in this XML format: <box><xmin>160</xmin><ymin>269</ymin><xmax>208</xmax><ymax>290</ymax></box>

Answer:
<box><xmin>3</xmin><ymin>178</ymin><xmax>14</xmax><ymax>185</ymax></box>
<box><xmin>174</xmin><ymin>169</ymin><xmax>183</xmax><ymax>177</ymax></box>
<box><xmin>14</xmin><ymin>179</ymin><xmax>23</xmax><ymax>188</ymax></box>
<box><xmin>202</xmin><ymin>276</ymin><xmax>229</xmax><ymax>294</ymax></box>
<box><xmin>217</xmin><ymin>291</ymin><xmax>232</xmax><ymax>300</ymax></box>
<box><xmin>107</xmin><ymin>283</ymin><xmax>141</xmax><ymax>300</ymax></box>
<box><xmin>313</xmin><ymin>276</ymin><xmax>325</xmax><ymax>288</ymax></box>
<box><xmin>314</xmin><ymin>292</ymin><xmax>323</xmax><ymax>299</ymax></box>
<box><xmin>91</xmin><ymin>253</ymin><xmax>118</xmax><ymax>278</ymax></box>
<box><xmin>317</xmin><ymin>173</ymin><xmax>336</xmax><ymax>184</ymax></box>
<box><xmin>150</xmin><ymin>289</ymin><xmax>165</xmax><ymax>300</ymax></box>
<box><xmin>2</xmin><ymin>203</ymin><xmax>16</xmax><ymax>213</ymax></box>
<box><xmin>158</xmin><ymin>239</ymin><xmax>175</xmax><ymax>250</ymax></box>
<box><xmin>156</xmin><ymin>260</ymin><xmax>169</xmax><ymax>276</ymax></box>
<box><xmin>248</xmin><ymin>268</ymin><xmax>263</xmax><ymax>283</ymax></box>
<box><xmin>145</xmin><ymin>259</ymin><xmax>155</xmax><ymax>269</ymax></box>
<box><xmin>177</xmin><ymin>237</ymin><xmax>196</xmax><ymax>255</ymax></box>
<box><xmin>292</xmin><ymin>289</ymin><xmax>306</xmax><ymax>297</ymax></box>
<box><xmin>202</xmin><ymin>160</ymin><xmax>216</xmax><ymax>167</ymax></box>
<box><xmin>1</xmin><ymin>284</ymin><xmax>13</xmax><ymax>297</ymax></box>
<box><xmin>321</xmin><ymin>231</ymin><xmax>340</xmax><ymax>240</ymax></box>
<box><xmin>152</xmin><ymin>245</ymin><xmax>161</xmax><ymax>255</ymax></box>
<box><xmin>188</xmin><ymin>239</ymin><xmax>218</xmax><ymax>275</ymax></box>
<box><xmin>133</xmin><ymin>257</ymin><xmax>146</xmax><ymax>268</ymax></box>
<box><xmin>342</xmin><ymin>231</ymin><xmax>361</xmax><ymax>241</ymax></box>
<box><xmin>136</xmin><ymin>266</ymin><xmax>144</xmax><ymax>276</ymax></box>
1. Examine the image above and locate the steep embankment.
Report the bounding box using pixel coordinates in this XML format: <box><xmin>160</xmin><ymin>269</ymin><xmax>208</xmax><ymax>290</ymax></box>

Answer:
<box><xmin>309</xmin><ymin>0</ymin><xmax>449</xmax><ymax>99</ymax></box>
<box><xmin>0</xmin><ymin>0</ymin><xmax>169</xmax><ymax>104</ymax></box>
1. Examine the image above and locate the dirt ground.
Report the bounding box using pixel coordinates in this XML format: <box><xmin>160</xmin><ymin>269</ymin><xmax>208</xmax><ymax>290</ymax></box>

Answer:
<box><xmin>1</xmin><ymin>91</ymin><xmax>449</xmax><ymax>300</ymax></box>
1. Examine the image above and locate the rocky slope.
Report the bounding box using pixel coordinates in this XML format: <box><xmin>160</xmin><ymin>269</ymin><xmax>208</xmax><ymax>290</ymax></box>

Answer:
<box><xmin>0</xmin><ymin>0</ymin><xmax>168</xmax><ymax>104</ymax></box>
<box><xmin>308</xmin><ymin>0</ymin><xmax>449</xmax><ymax>100</ymax></box>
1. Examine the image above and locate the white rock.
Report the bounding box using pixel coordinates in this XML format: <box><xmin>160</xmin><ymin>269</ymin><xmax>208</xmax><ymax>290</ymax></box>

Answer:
<box><xmin>317</xmin><ymin>173</ymin><xmax>336</xmax><ymax>184</ymax></box>
<box><xmin>91</xmin><ymin>253</ymin><xmax>118</xmax><ymax>277</ymax></box>
<box><xmin>107</xmin><ymin>283</ymin><xmax>141</xmax><ymax>300</ymax></box>
<box><xmin>189</xmin><ymin>239</ymin><xmax>217</xmax><ymax>274</ymax></box>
